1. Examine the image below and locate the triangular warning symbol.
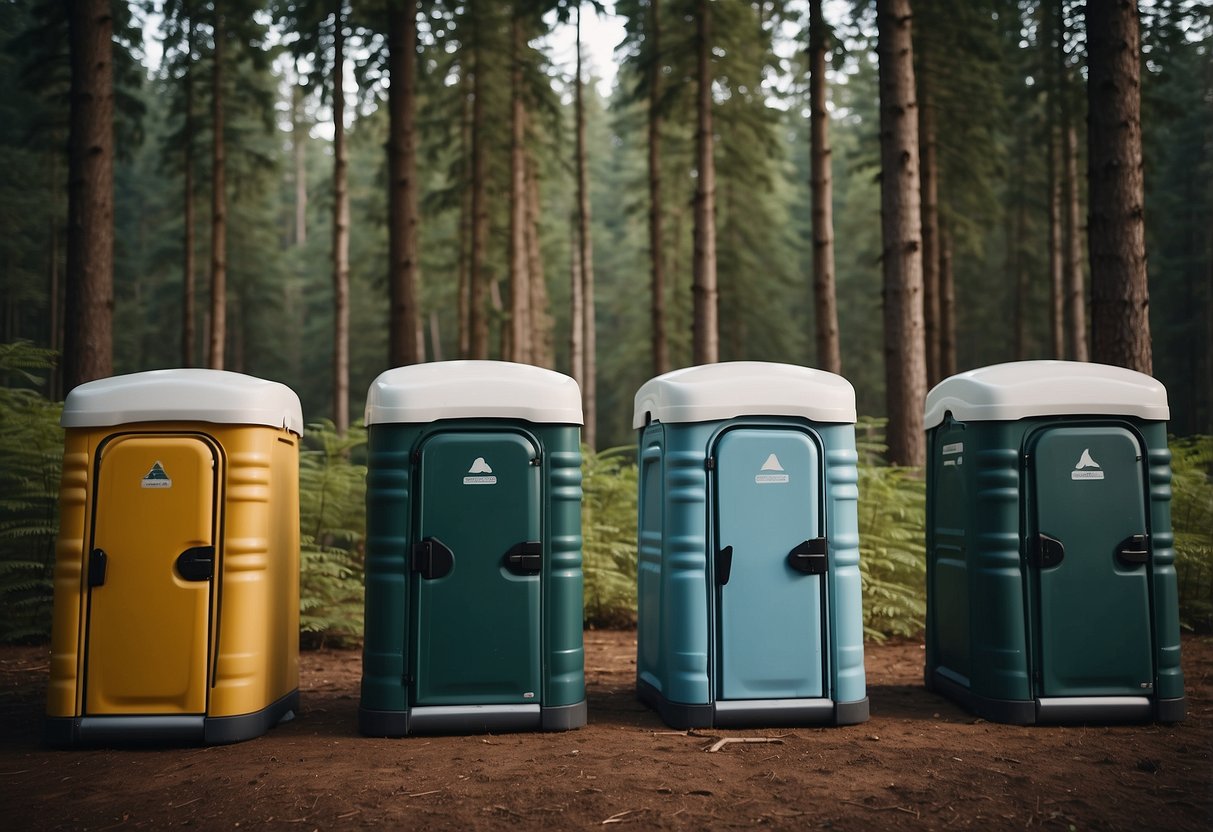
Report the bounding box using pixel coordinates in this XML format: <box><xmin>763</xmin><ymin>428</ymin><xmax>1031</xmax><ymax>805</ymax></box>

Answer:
<box><xmin>1074</xmin><ymin>449</ymin><xmax>1100</xmax><ymax>470</ymax></box>
<box><xmin>761</xmin><ymin>453</ymin><xmax>784</xmax><ymax>472</ymax></box>
<box><xmin>144</xmin><ymin>461</ymin><xmax>170</xmax><ymax>480</ymax></box>
<box><xmin>468</xmin><ymin>457</ymin><xmax>493</xmax><ymax>474</ymax></box>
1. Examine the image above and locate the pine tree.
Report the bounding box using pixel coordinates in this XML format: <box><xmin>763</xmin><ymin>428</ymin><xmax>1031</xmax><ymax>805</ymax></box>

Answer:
<box><xmin>809</xmin><ymin>0</ymin><xmax>841</xmax><ymax>375</ymax></box>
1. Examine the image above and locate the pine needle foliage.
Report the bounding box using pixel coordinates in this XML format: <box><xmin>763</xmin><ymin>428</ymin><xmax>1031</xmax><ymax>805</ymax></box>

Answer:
<box><xmin>297</xmin><ymin>420</ymin><xmax>367</xmax><ymax>647</ymax></box>
<box><xmin>0</xmin><ymin>341</ymin><xmax>63</xmax><ymax>642</ymax></box>
<box><xmin>1171</xmin><ymin>436</ymin><xmax>1213</xmax><ymax>632</ymax></box>
<box><xmin>581</xmin><ymin>445</ymin><xmax>639</xmax><ymax>628</ymax></box>
<box><xmin>855</xmin><ymin>419</ymin><xmax>927</xmax><ymax>641</ymax></box>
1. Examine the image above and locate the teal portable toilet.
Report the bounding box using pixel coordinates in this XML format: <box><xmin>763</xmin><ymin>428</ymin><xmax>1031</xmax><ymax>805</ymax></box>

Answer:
<box><xmin>924</xmin><ymin>360</ymin><xmax>1186</xmax><ymax>724</ymax></box>
<box><xmin>633</xmin><ymin>362</ymin><xmax>868</xmax><ymax>728</ymax></box>
<box><xmin>358</xmin><ymin>361</ymin><xmax>587</xmax><ymax>736</ymax></box>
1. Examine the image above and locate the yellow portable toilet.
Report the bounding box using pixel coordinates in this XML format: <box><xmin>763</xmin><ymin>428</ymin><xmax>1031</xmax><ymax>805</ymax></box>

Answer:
<box><xmin>45</xmin><ymin>369</ymin><xmax>304</xmax><ymax>745</ymax></box>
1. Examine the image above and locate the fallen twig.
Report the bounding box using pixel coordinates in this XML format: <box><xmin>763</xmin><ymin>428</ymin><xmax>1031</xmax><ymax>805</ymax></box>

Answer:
<box><xmin>704</xmin><ymin>737</ymin><xmax>785</xmax><ymax>753</ymax></box>
<box><xmin>839</xmin><ymin>799</ymin><xmax>919</xmax><ymax>819</ymax></box>
<box><xmin>602</xmin><ymin>809</ymin><xmax>640</xmax><ymax>824</ymax></box>
<box><xmin>407</xmin><ymin>789</ymin><xmax>442</xmax><ymax>798</ymax></box>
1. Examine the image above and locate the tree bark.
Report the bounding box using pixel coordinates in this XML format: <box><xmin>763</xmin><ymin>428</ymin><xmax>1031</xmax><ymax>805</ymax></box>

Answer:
<box><xmin>569</xmin><ymin>210</ymin><xmax>584</xmax><ymax>384</ymax></box>
<box><xmin>292</xmin><ymin>69</ymin><xmax>307</xmax><ymax>248</ymax></box>
<box><xmin>469</xmin><ymin>26</ymin><xmax>489</xmax><ymax>359</ymax></box>
<box><xmin>941</xmin><ymin>221</ymin><xmax>956</xmax><ymax>378</ymax></box>
<box><xmin>388</xmin><ymin>0</ymin><xmax>423</xmax><ymax>367</ymax></box>
<box><xmin>332</xmin><ymin>5</ymin><xmax>350</xmax><ymax>434</ymax></box>
<box><xmin>208</xmin><ymin>6</ymin><xmax>227</xmax><ymax>369</ymax></box>
<box><xmin>876</xmin><ymin>0</ymin><xmax>927</xmax><ymax>466</ymax></box>
<box><xmin>575</xmin><ymin>8</ymin><xmax>597</xmax><ymax>445</ymax></box>
<box><xmin>64</xmin><ymin>0</ymin><xmax>114</xmax><ymax>390</ymax></box>
<box><xmin>508</xmin><ymin>14</ymin><xmax>530</xmax><ymax>365</ymax></box>
<box><xmin>1085</xmin><ymin>0</ymin><xmax>1150</xmax><ymax>372</ymax></box>
<box><xmin>648</xmin><ymin>0</ymin><xmax>669</xmax><ymax>377</ymax></box>
<box><xmin>918</xmin><ymin>81</ymin><xmax>940</xmax><ymax>385</ymax></box>
<box><xmin>809</xmin><ymin>0</ymin><xmax>841</xmax><ymax>376</ymax></box>
<box><xmin>457</xmin><ymin>69</ymin><xmax>471</xmax><ymax>359</ymax></box>
<box><xmin>1058</xmin><ymin>7</ymin><xmax>1088</xmax><ymax>362</ymax></box>
<box><xmin>525</xmin><ymin>152</ymin><xmax>554</xmax><ymax>368</ymax></box>
<box><xmin>691</xmin><ymin>0</ymin><xmax>718</xmax><ymax>365</ymax></box>
<box><xmin>1045</xmin><ymin>5</ymin><xmax>1065</xmax><ymax>359</ymax></box>
<box><xmin>183</xmin><ymin>8</ymin><xmax>196</xmax><ymax>367</ymax></box>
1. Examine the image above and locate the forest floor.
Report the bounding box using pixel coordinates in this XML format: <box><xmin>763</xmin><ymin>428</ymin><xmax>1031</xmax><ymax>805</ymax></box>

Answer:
<box><xmin>1</xmin><ymin>632</ymin><xmax>1210</xmax><ymax>831</ymax></box>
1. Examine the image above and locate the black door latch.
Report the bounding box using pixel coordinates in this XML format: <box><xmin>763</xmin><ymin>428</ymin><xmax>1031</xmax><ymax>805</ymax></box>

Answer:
<box><xmin>88</xmin><ymin>548</ymin><xmax>108</xmax><ymax>588</ymax></box>
<box><xmin>1115</xmin><ymin>534</ymin><xmax>1150</xmax><ymax>568</ymax></box>
<box><xmin>412</xmin><ymin>537</ymin><xmax>455</xmax><ymax>580</ymax></box>
<box><xmin>788</xmin><ymin>538</ymin><xmax>829</xmax><ymax>574</ymax></box>
<box><xmin>176</xmin><ymin>546</ymin><xmax>215</xmax><ymax>581</ymax></box>
<box><xmin>1033</xmin><ymin>533</ymin><xmax>1065</xmax><ymax>569</ymax></box>
<box><xmin>716</xmin><ymin>546</ymin><xmax>734</xmax><ymax>586</ymax></box>
<box><xmin>503</xmin><ymin>541</ymin><xmax>543</xmax><ymax>575</ymax></box>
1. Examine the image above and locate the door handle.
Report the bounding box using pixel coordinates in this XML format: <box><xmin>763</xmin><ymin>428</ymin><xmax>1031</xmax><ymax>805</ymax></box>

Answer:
<box><xmin>1033</xmin><ymin>534</ymin><xmax>1065</xmax><ymax>569</ymax></box>
<box><xmin>175</xmin><ymin>546</ymin><xmax>215</xmax><ymax>581</ymax></box>
<box><xmin>1115</xmin><ymin>534</ymin><xmax>1150</xmax><ymax>567</ymax></box>
<box><xmin>503</xmin><ymin>541</ymin><xmax>542</xmax><ymax>575</ymax></box>
<box><xmin>412</xmin><ymin>537</ymin><xmax>454</xmax><ymax>580</ymax></box>
<box><xmin>88</xmin><ymin>548</ymin><xmax>108</xmax><ymax>587</ymax></box>
<box><xmin>715</xmin><ymin>546</ymin><xmax>733</xmax><ymax>586</ymax></box>
<box><xmin>788</xmin><ymin>538</ymin><xmax>828</xmax><ymax>574</ymax></box>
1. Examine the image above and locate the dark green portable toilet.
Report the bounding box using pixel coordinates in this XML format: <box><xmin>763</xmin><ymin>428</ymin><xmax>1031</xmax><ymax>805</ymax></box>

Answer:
<box><xmin>358</xmin><ymin>361</ymin><xmax>586</xmax><ymax>736</ymax></box>
<box><xmin>924</xmin><ymin>360</ymin><xmax>1185</xmax><ymax>724</ymax></box>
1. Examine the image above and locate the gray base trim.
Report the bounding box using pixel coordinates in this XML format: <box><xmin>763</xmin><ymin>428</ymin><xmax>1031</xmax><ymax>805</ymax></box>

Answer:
<box><xmin>1035</xmin><ymin>696</ymin><xmax>1152</xmax><ymax>725</ymax></box>
<box><xmin>1156</xmin><ymin>696</ymin><xmax>1187</xmax><ymax>723</ymax></box>
<box><xmin>637</xmin><ymin>677</ymin><xmax>714</xmax><ymax>729</ymax></box>
<box><xmin>408</xmin><ymin>704</ymin><xmax>541</xmax><ymax>734</ymax></box>
<box><xmin>203</xmin><ymin>689</ymin><xmax>299</xmax><ymax>744</ymax></box>
<box><xmin>714</xmin><ymin>698</ymin><xmax>834</xmax><ymax>727</ymax></box>
<box><xmin>44</xmin><ymin>689</ymin><xmax>299</xmax><ymax>747</ymax></box>
<box><xmin>359</xmin><ymin>706</ymin><xmax>410</xmax><ymax>737</ymax></box>
<box><xmin>835</xmin><ymin>697</ymin><xmax>870</xmax><ymax>725</ymax></box>
<box><xmin>930</xmin><ymin>667</ymin><xmax>1037</xmax><ymax>725</ymax></box>
<box><xmin>541</xmin><ymin>700</ymin><xmax>587</xmax><ymax>731</ymax></box>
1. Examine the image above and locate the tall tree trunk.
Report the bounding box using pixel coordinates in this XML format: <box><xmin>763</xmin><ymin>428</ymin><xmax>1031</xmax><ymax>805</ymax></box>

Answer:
<box><xmin>64</xmin><ymin>0</ymin><xmax>114</xmax><ymax>390</ymax></box>
<box><xmin>525</xmin><ymin>153</ymin><xmax>554</xmax><ymax>368</ymax></box>
<box><xmin>809</xmin><ymin>0</ymin><xmax>841</xmax><ymax>376</ymax></box>
<box><xmin>331</xmin><ymin>6</ymin><xmax>350</xmax><ymax>434</ymax></box>
<box><xmin>1045</xmin><ymin>5</ymin><xmax>1065</xmax><ymax>359</ymax></box>
<box><xmin>569</xmin><ymin>210</ymin><xmax>584</xmax><ymax>384</ymax></box>
<box><xmin>575</xmin><ymin>8</ymin><xmax>597</xmax><ymax>445</ymax></box>
<box><xmin>183</xmin><ymin>9</ymin><xmax>196</xmax><ymax>367</ymax></box>
<box><xmin>208</xmin><ymin>7</ymin><xmax>227</xmax><ymax>369</ymax></box>
<box><xmin>457</xmin><ymin>69</ymin><xmax>471</xmax><ymax>358</ymax></box>
<box><xmin>1085</xmin><ymin>1</ymin><xmax>1151</xmax><ymax>372</ymax></box>
<box><xmin>508</xmin><ymin>15</ymin><xmax>530</xmax><ymax>365</ymax></box>
<box><xmin>941</xmin><ymin>221</ymin><xmax>956</xmax><ymax>377</ymax></box>
<box><xmin>292</xmin><ymin>69</ymin><xmax>307</xmax><ymax>247</ymax></box>
<box><xmin>648</xmin><ymin>0</ymin><xmax>669</xmax><ymax>377</ymax></box>
<box><xmin>1058</xmin><ymin>7</ymin><xmax>1088</xmax><ymax>362</ymax></box>
<box><xmin>919</xmin><ymin>81</ymin><xmax>941</xmax><ymax>385</ymax></box>
<box><xmin>48</xmin><ymin>165</ymin><xmax>62</xmax><ymax>398</ymax></box>
<box><xmin>389</xmin><ymin>0</ymin><xmax>423</xmax><ymax>366</ymax></box>
<box><xmin>1012</xmin><ymin>148</ymin><xmax>1030</xmax><ymax>360</ymax></box>
<box><xmin>1063</xmin><ymin>121</ymin><xmax>1088</xmax><ymax>361</ymax></box>
<box><xmin>876</xmin><ymin>0</ymin><xmax>927</xmax><ymax>466</ymax></box>
<box><xmin>469</xmin><ymin>28</ymin><xmax>489</xmax><ymax>359</ymax></box>
<box><xmin>1048</xmin><ymin>124</ymin><xmax>1065</xmax><ymax>358</ymax></box>
<box><xmin>691</xmin><ymin>0</ymin><xmax>718</xmax><ymax>365</ymax></box>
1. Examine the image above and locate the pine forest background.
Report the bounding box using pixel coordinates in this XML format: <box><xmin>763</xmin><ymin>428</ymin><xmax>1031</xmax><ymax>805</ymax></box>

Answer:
<box><xmin>1</xmin><ymin>1</ymin><xmax>1211</xmax><ymax>642</ymax></box>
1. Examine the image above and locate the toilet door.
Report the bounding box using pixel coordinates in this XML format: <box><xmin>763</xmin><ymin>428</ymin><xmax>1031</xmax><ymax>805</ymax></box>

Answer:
<box><xmin>1027</xmin><ymin>426</ymin><xmax>1154</xmax><ymax>697</ymax></box>
<box><xmin>83</xmin><ymin>434</ymin><xmax>219</xmax><ymax>715</ymax></box>
<box><xmin>713</xmin><ymin>428</ymin><xmax>826</xmax><ymax>701</ymax></box>
<box><xmin>411</xmin><ymin>431</ymin><xmax>543</xmax><ymax>706</ymax></box>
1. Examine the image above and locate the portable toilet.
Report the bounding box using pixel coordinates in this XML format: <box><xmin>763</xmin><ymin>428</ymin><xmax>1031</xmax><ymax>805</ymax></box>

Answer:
<box><xmin>633</xmin><ymin>362</ymin><xmax>868</xmax><ymax>728</ymax></box>
<box><xmin>924</xmin><ymin>360</ymin><xmax>1186</xmax><ymax>724</ymax></box>
<box><xmin>358</xmin><ymin>361</ymin><xmax>586</xmax><ymax>736</ymax></box>
<box><xmin>45</xmin><ymin>369</ymin><xmax>304</xmax><ymax>745</ymax></box>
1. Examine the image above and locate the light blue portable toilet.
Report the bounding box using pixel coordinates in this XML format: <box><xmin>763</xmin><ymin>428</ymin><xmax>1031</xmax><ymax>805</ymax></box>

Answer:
<box><xmin>633</xmin><ymin>362</ymin><xmax>868</xmax><ymax>728</ymax></box>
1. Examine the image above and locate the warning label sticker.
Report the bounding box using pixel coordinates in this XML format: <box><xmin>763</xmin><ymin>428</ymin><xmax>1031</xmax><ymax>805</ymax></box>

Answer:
<box><xmin>141</xmin><ymin>461</ymin><xmax>172</xmax><ymax>489</ymax></box>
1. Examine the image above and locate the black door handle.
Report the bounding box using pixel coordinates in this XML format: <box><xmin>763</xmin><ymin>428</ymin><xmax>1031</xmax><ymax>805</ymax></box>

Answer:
<box><xmin>1115</xmin><ymin>534</ymin><xmax>1150</xmax><ymax>567</ymax></box>
<box><xmin>788</xmin><ymin>538</ymin><xmax>829</xmax><ymax>574</ymax></box>
<box><xmin>88</xmin><ymin>548</ymin><xmax>108</xmax><ymax>587</ymax></box>
<box><xmin>503</xmin><ymin>541</ymin><xmax>543</xmax><ymax>575</ymax></box>
<box><xmin>412</xmin><ymin>537</ymin><xmax>454</xmax><ymax>580</ymax></box>
<box><xmin>716</xmin><ymin>546</ymin><xmax>734</xmax><ymax>586</ymax></box>
<box><xmin>1033</xmin><ymin>534</ymin><xmax>1065</xmax><ymax>569</ymax></box>
<box><xmin>176</xmin><ymin>546</ymin><xmax>215</xmax><ymax>581</ymax></box>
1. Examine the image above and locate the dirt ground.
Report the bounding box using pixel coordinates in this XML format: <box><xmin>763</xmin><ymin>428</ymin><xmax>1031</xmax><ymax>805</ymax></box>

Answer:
<box><xmin>1</xmin><ymin>633</ymin><xmax>1210</xmax><ymax>831</ymax></box>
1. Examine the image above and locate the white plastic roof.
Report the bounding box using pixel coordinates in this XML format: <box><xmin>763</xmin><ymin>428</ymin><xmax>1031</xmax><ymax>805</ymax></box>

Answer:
<box><xmin>61</xmin><ymin>369</ymin><xmax>304</xmax><ymax>435</ymax></box>
<box><xmin>632</xmin><ymin>362</ymin><xmax>856</xmax><ymax>428</ymax></box>
<box><xmin>924</xmin><ymin>360</ymin><xmax>1169</xmax><ymax>428</ymax></box>
<box><xmin>365</xmin><ymin>361</ymin><xmax>583</xmax><ymax>426</ymax></box>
